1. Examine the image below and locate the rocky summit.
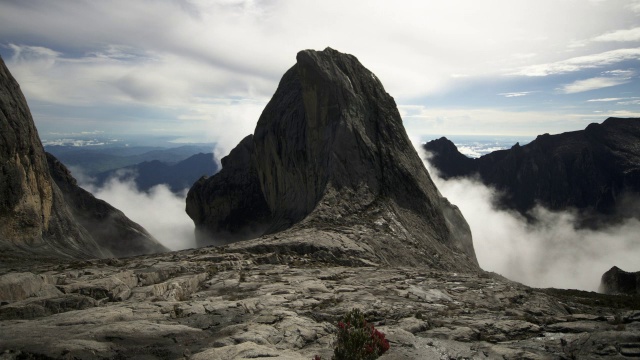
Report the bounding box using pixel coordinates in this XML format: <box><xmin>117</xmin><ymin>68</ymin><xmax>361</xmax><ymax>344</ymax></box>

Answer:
<box><xmin>187</xmin><ymin>48</ymin><xmax>476</xmax><ymax>271</ymax></box>
<box><xmin>0</xmin><ymin>56</ymin><xmax>166</xmax><ymax>263</ymax></box>
<box><xmin>424</xmin><ymin>118</ymin><xmax>640</xmax><ymax>223</ymax></box>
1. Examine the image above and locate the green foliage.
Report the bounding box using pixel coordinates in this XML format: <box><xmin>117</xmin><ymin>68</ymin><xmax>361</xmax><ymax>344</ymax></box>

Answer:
<box><xmin>332</xmin><ymin>308</ymin><xmax>390</xmax><ymax>360</ymax></box>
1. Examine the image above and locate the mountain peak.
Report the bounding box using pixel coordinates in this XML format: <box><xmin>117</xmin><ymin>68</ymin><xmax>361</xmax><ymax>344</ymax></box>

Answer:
<box><xmin>187</xmin><ymin>48</ymin><xmax>477</xmax><ymax>270</ymax></box>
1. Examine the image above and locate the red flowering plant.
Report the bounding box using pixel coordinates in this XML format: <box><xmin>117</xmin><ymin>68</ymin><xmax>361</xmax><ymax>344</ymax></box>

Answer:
<box><xmin>332</xmin><ymin>308</ymin><xmax>390</xmax><ymax>360</ymax></box>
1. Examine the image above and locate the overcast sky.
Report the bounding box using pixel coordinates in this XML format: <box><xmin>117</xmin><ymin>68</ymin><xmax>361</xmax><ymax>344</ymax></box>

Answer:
<box><xmin>1</xmin><ymin>0</ymin><xmax>640</xmax><ymax>154</ymax></box>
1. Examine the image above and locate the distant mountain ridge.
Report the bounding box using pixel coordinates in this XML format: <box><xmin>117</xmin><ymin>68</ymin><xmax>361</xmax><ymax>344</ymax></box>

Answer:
<box><xmin>46</xmin><ymin>144</ymin><xmax>214</xmax><ymax>175</ymax></box>
<box><xmin>424</xmin><ymin>117</ymin><xmax>640</xmax><ymax>222</ymax></box>
<box><xmin>95</xmin><ymin>153</ymin><xmax>219</xmax><ymax>193</ymax></box>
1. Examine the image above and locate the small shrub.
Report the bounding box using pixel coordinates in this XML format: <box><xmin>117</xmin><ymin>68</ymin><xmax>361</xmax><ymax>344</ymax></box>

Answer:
<box><xmin>333</xmin><ymin>308</ymin><xmax>390</xmax><ymax>360</ymax></box>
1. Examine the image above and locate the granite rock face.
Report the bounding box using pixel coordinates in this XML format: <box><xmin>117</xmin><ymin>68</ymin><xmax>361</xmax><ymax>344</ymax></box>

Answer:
<box><xmin>1</xmin><ymin>247</ymin><xmax>638</xmax><ymax>359</ymax></box>
<box><xmin>600</xmin><ymin>266</ymin><xmax>640</xmax><ymax>295</ymax></box>
<box><xmin>424</xmin><ymin>118</ymin><xmax>640</xmax><ymax>221</ymax></box>
<box><xmin>46</xmin><ymin>152</ymin><xmax>168</xmax><ymax>257</ymax></box>
<box><xmin>187</xmin><ymin>135</ymin><xmax>272</xmax><ymax>245</ymax></box>
<box><xmin>0</xmin><ymin>56</ymin><xmax>165</xmax><ymax>261</ymax></box>
<box><xmin>0</xmin><ymin>56</ymin><xmax>108</xmax><ymax>261</ymax></box>
<box><xmin>187</xmin><ymin>48</ymin><xmax>476</xmax><ymax>271</ymax></box>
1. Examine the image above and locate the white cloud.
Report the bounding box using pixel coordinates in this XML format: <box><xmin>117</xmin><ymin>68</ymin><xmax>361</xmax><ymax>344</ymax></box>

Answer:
<box><xmin>5</xmin><ymin>43</ymin><xmax>275</xmax><ymax>107</ymax></box>
<box><xmin>2</xmin><ymin>1</ymin><xmax>639</xmax><ymax>100</ymax></box>
<box><xmin>401</xmin><ymin>106</ymin><xmax>605</xmax><ymax>137</ymax></box>
<box><xmin>177</xmin><ymin>97</ymin><xmax>267</xmax><ymax>159</ymax></box>
<box><xmin>498</xmin><ymin>91</ymin><xmax>533</xmax><ymax>97</ymax></box>
<box><xmin>587</xmin><ymin>97</ymin><xmax>625</xmax><ymax>102</ymax></box>
<box><xmin>420</xmin><ymin>150</ymin><xmax>640</xmax><ymax>291</ymax></box>
<box><xmin>618</xmin><ymin>99</ymin><xmax>640</xmax><ymax>105</ymax></box>
<box><xmin>9</xmin><ymin>44</ymin><xmax>60</xmax><ymax>60</ymax></box>
<box><xmin>594</xmin><ymin>27</ymin><xmax>640</xmax><ymax>42</ymax></box>
<box><xmin>587</xmin><ymin>96</ymin><xmax>640</xmax><ymax>104</ymax></box>
<box><xmin>559</xmin><ymin>76</ymin><xmax>632</xmax><ymax>94</ymax></box>
<box><xmin>627</xmin><ymin>0</ymin><xmax>640</xmax><ymax>13</ymax></box>
<box><xmin>511</xmin><ymin>48</ymin><xmax>640</xmax><ymax>76</ymax></box>
<box><xmin>81</xmin><ymin>175</ymin><xmax>196</xmax><ymax>251</ymax></box>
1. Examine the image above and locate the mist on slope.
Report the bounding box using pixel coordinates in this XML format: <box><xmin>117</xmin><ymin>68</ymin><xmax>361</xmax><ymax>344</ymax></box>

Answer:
<box><xmin>77</xmin><ymin>169</ymin><xmax>196</xmax><ymax>251</ymax></box>
<box><xmin>417</xmin><ymin>147</ymin><xmax>640</xmax><ymax>291</ymax></box>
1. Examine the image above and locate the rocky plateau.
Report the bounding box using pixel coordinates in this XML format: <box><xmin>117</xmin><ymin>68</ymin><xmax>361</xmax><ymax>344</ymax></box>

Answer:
<box><xmin>1</xmin><ymin>247</ymin><xmax>639</xmax><ymax>359</ymax></box>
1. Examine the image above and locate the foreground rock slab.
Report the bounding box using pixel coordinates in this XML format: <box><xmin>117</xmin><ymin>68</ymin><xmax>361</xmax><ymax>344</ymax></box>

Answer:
<box><xmin>1</xmin><ymin>246</ymin><xmax>639</xmax><ymax>359</ymax></box>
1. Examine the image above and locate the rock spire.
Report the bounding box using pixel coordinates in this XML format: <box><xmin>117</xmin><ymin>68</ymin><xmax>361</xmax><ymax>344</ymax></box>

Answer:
<box><xmin>187</xmin><ymin>48</ymin><xmax>477</xmax><ymax>270</ymax></box>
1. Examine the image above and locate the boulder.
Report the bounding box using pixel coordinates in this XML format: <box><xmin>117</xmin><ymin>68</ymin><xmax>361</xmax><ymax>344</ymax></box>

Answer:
<box><xmin>0</xmin><ymin>272</ymin><xmax>61</xmax><ymax>304</ymax></box>
<box><xmin>599</xmin><ymin>266</ymin><xmax>640</xmax><ymax>295</ymax></box>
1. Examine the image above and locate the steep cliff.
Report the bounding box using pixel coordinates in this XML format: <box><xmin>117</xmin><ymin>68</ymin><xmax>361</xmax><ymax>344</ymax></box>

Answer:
<box><xmin>0</xmin><ymin>56</ymin><xmax>108</xmax><ymax>261</ymax></box>
<box><xmin>424</xmin><ymin>118</ymin><xmax>640</xmax><ymax>220</ymax></box>
<box><xmin>0</xmin><ymin>56</ymin><xmax>165</xmax><ymax>261</ymax></box>
<box><xmin>187</xmin><ymin>48</ymin><xmax>477</xmax><ymax>271</ymax></box>
<box><xmin>186</xmin><ymin>135</ymin><xmax>272</xmax><ymax>245</ymax></box>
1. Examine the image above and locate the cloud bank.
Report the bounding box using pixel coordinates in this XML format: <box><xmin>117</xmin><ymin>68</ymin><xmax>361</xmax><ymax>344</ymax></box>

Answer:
<box><xmin>419</xmin><ymin>148</ymin><xmax>640</xmax><ymax>291</ymax></box>
<box><xmin>80</xmin><ymin>173</ymin><xmax>196</xmax><ymax>251</ymax></box>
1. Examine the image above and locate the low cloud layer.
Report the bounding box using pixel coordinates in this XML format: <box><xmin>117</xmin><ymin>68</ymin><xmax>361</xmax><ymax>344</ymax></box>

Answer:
<box><xmin>420</xmin><ymin>149</ymin><xmax>640</xmax><ymax>291</ymax></box>
<box><xmin>80</xmin><ymin>172</ymin><xmax>196</xmax><ymax>251</ymax></box>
